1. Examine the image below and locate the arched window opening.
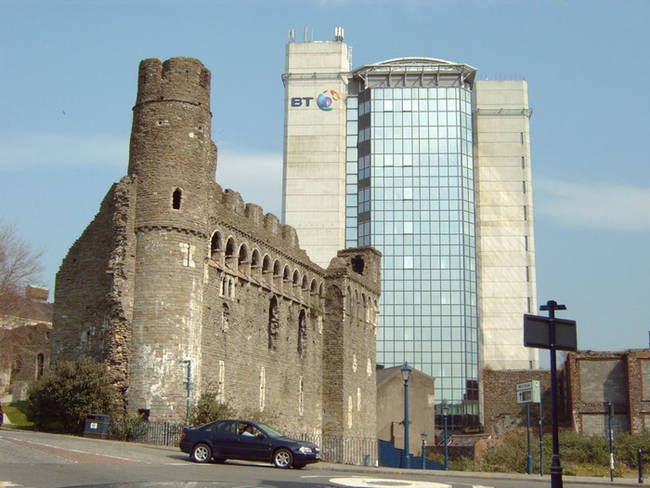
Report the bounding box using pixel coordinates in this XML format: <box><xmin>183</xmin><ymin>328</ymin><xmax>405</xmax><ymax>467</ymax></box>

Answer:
<box><xmin>251</xmin><ymin>249</ymin><xmax>261</xmax><ymax>278</ymax></box>
<box><xmin>238</xmin><ymin>244</ymin><xmax>249</xmax><ymax>275</ymax></box>
<box><xmin>298</xmin><ymin>309</ymin><xmax>307</xmax><ymax>357</ymax></box>
<box><xmin>37</xmin><ymin>353</ymin><xmax>45</xmax><ymax>379</ymax></box>
<box><xmin>351</xmin><ymin>255</ymin><xmax>365</xmax><ymax>274</ymax></box>
<box><xmin>273</xmin><ymin>260</ymin><xmax>282</xmax><ymax>290</ymax></box>
<box><xmin>225</xmin><ymin>238</ymin><xmax>236</xmax><ymax>268</ymax></box>
<box><xmin>221</xmin><ymin>303</ymin><xmax>230</xmax><ymax>332</ymax></box>
<box><xmin>262</xmin><ymin>255</ymin><xmax>272</xmax><ymax>284</ymax></box>
<box><xmin>302</xmin><ymin>276</ymin><xmax>309</xmax><ymax>303</ymax></box>
<box><xmin>228</xmin><ymin>277</ymin><xmax>235</xmax><ymax>299</ymax></box>
<box><xmin>310</xmin><ymin>279</ymin><xmax>318</xmax><ymax>296</ymax></box>
<box><xmin>292</xmin><ymin>270</ymin><xmax>300</xmax><ymax>298</ymax></box>
<box><xmin>220</xmin><ymin>276</ymin><xmax>227</xmax><ymax>297</ymax></box>
<box><xmin>210</xmin><ymin>232</ymin><xmax>222</xmax><ymax>260</ymax></box>
<box><xmin>172</xmin><ymin>188</ymin><xmax>182</xmax><ymax>210</ymax></box>
<box><xmin>268</xmin><ymin>296</ymin><xmax>280</xmax><ymax>350</ymax></box>
<box><xmin>282</xmin><ymin>266</ymin><xmax>291</xmax><ymax>294</ymax></box>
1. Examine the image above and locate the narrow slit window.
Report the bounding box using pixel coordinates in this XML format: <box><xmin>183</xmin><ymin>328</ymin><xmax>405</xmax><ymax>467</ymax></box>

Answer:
<box><xmin>172</xmin><ymin>188</ymin><xmax>182</xmax><ymax>210</ymax></box>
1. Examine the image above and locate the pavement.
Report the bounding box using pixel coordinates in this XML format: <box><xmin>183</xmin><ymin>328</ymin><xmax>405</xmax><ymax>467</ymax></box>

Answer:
<box><xmin>2</xmin><ymin>426</ymin><xmax>647</xmax><ymax>486</ymax></box>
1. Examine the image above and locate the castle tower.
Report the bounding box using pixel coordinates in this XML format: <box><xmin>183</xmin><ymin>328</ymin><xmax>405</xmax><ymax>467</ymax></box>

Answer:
<box><xmin>127</xmin><ymin>58</ymin><xmax>216</xmax><ymax>420</ymax></box>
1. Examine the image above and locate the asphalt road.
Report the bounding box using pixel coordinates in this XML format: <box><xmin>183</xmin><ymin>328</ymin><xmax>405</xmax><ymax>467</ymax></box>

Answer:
<box><xmin>0</xmin><ymin>429</ymin><xmax>646</xmax><ymax>488</ymax></box>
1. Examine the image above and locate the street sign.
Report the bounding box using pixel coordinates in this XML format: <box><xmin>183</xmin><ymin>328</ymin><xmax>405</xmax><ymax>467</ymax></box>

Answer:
<box><xmin>523</xmin><ymin>314</ymin><xmax>577</xmax><ymax>351</ymax></box>
<box><xmin>517</xmin><ymin>380</ymin><xmax>541</xmax><ymax>404</ymax></box>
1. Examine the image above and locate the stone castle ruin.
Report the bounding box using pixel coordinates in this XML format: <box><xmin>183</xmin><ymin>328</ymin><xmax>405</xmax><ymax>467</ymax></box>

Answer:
<box><xmin>52</xmin><ymin>57</ymin><xmax>381</xmax><ymax>442</ymax></box>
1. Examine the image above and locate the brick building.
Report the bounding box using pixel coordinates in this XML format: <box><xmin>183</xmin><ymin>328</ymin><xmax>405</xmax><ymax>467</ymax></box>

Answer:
<box><xmin>51</xmin><ymin>57</ymin><xmax>381</xmax><ymax>445</ymax></box>
<box><xmin>563</xmin><ymin>350</ymin><xmax>650</xmax><ymax>435</ymax></box>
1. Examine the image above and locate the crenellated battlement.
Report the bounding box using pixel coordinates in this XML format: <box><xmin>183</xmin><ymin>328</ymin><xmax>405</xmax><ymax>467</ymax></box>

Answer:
<box><xmin>136</xmin><ymin>57</ymin><xmax>210</xmax><ymax>109</ymax></box>
<box><xmin>212</xmin><ymin>185</ymin><xmax>306</xmax><ymax>251</ymax></box>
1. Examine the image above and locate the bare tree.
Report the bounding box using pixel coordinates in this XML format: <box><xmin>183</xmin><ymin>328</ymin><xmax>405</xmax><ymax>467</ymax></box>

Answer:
<box><xmin>0</xmin><ymin>220</ymin><xmax>44</xmax><ymax>315</ymax></box>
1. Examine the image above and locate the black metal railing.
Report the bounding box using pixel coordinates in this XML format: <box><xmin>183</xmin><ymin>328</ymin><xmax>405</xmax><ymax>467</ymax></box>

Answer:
<box><xmin>110</xmin><ymin>420</ymin><xmax>377</xmax><ymax>465</ymax></box>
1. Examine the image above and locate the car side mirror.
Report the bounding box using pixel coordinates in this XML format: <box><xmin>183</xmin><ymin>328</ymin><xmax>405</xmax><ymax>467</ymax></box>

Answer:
<box><xmin>256</xmin><ymin>433</ymin><xmax>265</xmax><ymax>440</ymax></box>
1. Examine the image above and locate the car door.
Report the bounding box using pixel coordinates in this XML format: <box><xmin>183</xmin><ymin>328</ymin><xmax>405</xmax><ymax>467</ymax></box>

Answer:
<box><xmin>234</xmin><ymin>422</ymin><xmax>272</xmax><ymax>461</ymax></box>
<box><xmin>210</xmin><ymin>420</ymin><xmax>239</xmax><ymax>458</ymax></box>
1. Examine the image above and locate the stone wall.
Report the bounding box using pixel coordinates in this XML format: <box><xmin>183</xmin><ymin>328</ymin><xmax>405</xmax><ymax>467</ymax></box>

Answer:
<box><xmin>482</xmin><ymin>368</ymin><xmax>551</xmax><ymax>435</ymax></box>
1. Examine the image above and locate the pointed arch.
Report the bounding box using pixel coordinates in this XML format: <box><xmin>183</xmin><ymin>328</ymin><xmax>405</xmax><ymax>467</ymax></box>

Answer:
<box><xmin>172</xmin><ymin>187</ymin><xmax>182</xmax><ymax>210</ymax></box>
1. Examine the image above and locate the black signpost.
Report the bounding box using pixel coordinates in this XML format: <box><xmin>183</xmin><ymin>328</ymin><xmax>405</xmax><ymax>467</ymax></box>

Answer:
<box><xmin>524</xmin><ymin>300</ymin><xmax>577</xmax><ymax>488</ymax></box>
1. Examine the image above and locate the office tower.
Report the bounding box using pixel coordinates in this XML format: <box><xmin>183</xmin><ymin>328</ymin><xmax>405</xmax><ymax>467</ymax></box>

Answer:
<box><xmin>282</xmin><ymin>28</ymin><xmax>538</xmax><ymax>425</ymax></box>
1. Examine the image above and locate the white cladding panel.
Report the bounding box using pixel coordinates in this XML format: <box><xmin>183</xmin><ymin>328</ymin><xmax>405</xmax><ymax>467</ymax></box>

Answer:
<box><xmin>475</xmin><ymin>80</ymin><xmax>538</xmax><ymax>370</ymax></box>
<box><xmin>283</xmin><ymin>41</ymin><xmax>349</xmax><ymax>267</ymax></box>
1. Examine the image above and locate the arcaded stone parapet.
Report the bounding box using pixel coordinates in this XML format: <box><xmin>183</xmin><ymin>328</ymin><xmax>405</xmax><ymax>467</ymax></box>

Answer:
<box><xmin>264</xmin><ymin>213</ymin><xmax>280</xmax><ymax>236</ymax></box>
<box><xmin>245</xmin><ymin>203</ymin><xmax>263</xmax><ymax>226</ymax></box>
<box><xmin>222</xmin><ymin>189</ymin><xmax>245</xmax><ymax>215</ymax></box>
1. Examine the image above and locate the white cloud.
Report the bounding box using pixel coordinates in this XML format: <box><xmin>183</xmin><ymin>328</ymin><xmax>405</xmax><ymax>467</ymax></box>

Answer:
<box><xmin>535</xmin><ymin>177</ymin><xmax>650</xmax><ymax>232</ymax></box>
<box><xmin>215</xmin><ymin>151</ymin><xmax>284</xmax><ymax>218</ymax></box>
<box><xmin>0</xmin><ymin>133</ymin><xmax>128</xmax><ymax>169</ymax></box>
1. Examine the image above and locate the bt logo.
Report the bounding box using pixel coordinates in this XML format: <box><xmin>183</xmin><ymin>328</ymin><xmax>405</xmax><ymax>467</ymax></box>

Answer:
<box><xmin>291</xmin><ymin>89</ymin><xmax>340</xmax><ymax>111</ymax></box>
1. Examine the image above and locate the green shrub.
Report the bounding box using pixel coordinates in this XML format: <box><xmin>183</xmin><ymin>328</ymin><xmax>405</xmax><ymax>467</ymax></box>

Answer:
<box><xmin>476</xmin><ymin>428</ymin><xmax>649</xmax><ymax>476</ymax></box>
<box><xmin>110</xmin><ymin>414</ymin><xmax>150</xmax><ymax>441</ymax></box>
<box><xmin>189</xmin><ymin>389</ymin><xmax>235</xmax><ymax>426</ymax></box>
<box><xmin>26</xmin><ymin>356</ymin><xmax>119</xmax><ymax>434</ymax></box>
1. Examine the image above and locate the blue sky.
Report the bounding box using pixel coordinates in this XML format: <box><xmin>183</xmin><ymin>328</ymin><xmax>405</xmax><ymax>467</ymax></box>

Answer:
<box><xmin>1</xmin><ymin>0</ymin><xmax>649</xmax><ymax>362</ymax></box>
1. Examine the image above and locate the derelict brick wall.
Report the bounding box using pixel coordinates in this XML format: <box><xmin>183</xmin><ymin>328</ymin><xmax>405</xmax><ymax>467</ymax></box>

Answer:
<box><xmin>633</xmin><ymin>354</ymin><xmax>650</xmax><ymax>432</ymax></box>
<box><xmin>564</xmin><ymin>351</ymin><xmax>646</xmax><ymax>435</ymax></box>
<box><xmin>52</xmin><ymin>178</ymin><xmax>135</xmax><ymax>364</ymax></box>
<box><xmin>482</xmin><ymin>369</ymin><xmax>550</xmax><ymax>435</ymax></box>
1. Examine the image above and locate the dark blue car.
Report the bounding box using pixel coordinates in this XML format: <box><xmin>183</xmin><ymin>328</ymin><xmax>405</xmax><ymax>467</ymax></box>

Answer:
<box><xmin>179</xmin><ymin>419</ymin><xmax>320</xmax><ymax>469</ymax></box>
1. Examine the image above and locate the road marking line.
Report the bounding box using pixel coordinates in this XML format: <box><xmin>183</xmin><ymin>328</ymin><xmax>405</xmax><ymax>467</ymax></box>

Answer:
<box><xmin>329</xmin><ymin>478</ymin><xmax>452</xmax><ymax>488</ymax></box>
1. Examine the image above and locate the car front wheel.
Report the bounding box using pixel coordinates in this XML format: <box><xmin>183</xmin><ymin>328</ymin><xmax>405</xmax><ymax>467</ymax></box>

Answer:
<box><xmin>191</xmin><ymin>443</ymin><xmax>212</xmax><ymax>463</ymax></box>
<box><xmin>273</xmin><ymin>448</ymin><xmax>293</xmax><ymax>469</ymax></box>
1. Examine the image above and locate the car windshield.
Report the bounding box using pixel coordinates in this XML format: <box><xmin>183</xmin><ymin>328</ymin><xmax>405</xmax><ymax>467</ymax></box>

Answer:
<box><xmin>257</xmin><ymin>422</ymin><xmax>284</xmax><ymax>437</ymax></box>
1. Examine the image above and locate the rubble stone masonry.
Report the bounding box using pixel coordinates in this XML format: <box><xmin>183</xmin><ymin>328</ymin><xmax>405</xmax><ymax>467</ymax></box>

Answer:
<box><xmin>52</xmin><ymin>58</ymin><xmax>381</xmax><ymax>442</ymax></box>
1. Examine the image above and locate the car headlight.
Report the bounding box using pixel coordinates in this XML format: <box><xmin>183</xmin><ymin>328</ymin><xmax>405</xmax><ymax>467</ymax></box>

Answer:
<box><xmin>298</xmin><ymin>446</ymin><xmax>313</xmax><ymax>454</ymax></box>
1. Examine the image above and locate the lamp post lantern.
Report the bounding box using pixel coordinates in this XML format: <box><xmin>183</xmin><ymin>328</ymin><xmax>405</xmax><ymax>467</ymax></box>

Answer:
<box><xmin>442</xmin><ymin>403</ymin><xmax>449</xmax><ymax>470</ymax></box>
<box><xmin>400</xmin><ymin>362</ymin><xmax>412</xmax><ymax>469</ymax></box>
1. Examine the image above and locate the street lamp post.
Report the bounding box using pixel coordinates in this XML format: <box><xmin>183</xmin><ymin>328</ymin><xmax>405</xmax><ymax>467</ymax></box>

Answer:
<box><xmin>442</xmin><ymin>403</ymin><xmax>449</xmax><ymax>471</ymax></box>
<box><xmin>181</xmin><ymin>359</ymin><xmax>192</xmax><ymax>427</ymax></box>
<box><xmin>608</xmin><ymin>401</ymin><xmax>615</xmax><ymax>481</ymax></box>
<box><xmin>400</xmin><ymin>362</ymin><xmax>412</xmax><ymax>469</ymax></box>
<box><xmin>540</xmin><ymin>300</ymin><xmax>566</xmax><ymax>488</ymax></box>
<box><xmin>421</xmin><ymin>432</ymin><xmax>427</xmax><ymax>470</ymax></box>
